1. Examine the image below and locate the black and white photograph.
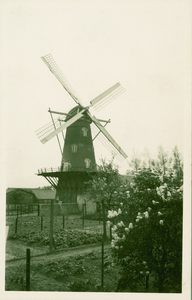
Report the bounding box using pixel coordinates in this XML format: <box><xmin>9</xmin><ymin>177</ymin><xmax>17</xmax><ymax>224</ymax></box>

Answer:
<box><xmin>1</xmin><ymin>0</ymin><xmax>191</xmax><ymax>299</ymax></box>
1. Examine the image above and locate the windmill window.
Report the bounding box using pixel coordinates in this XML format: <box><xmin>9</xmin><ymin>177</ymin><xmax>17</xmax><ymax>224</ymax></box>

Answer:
<box><xmin>82</xmin><ymin>127</ymin><xmax>88</xmax><ymax>137</ymax></box>
<box><xmin>71</xmin><ymin>144</ymin><xmax>77</xmax><ymax>153</ymax></box>
<box><xmin>85</xmin><ymin>158</ymin><xmax>91</xmax><ymax>168</ymax></box>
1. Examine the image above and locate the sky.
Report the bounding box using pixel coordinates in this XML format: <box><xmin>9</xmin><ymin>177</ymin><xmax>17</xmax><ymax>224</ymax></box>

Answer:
<box><xmin>0</xmin><ymin>0</ymin><xmax>191</xmax><ymax>188</ymax></box>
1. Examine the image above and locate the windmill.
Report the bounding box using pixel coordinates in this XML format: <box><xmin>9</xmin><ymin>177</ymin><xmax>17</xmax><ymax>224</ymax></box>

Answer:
<box><xmin>36</xmin><ymin>54</ymin><xmax>127</xmax><ymax>212</ymax></box>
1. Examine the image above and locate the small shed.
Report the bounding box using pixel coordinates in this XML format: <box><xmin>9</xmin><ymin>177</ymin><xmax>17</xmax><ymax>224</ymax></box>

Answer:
<box><xmin>31</xmin><ymin>189</ymin><xmax>56</xmax><ymax>204</ymax></box>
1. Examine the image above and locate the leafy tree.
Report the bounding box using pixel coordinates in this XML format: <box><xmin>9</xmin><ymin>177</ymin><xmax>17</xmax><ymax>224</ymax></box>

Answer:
<box><xmin>85</xmin><ymin>158</ymin><xmax>123</xmax><ymax>239</ymax></box>
<box><xmin>108</xmin><ymin>156</ymin><xmax>183</xmax><ymax>292</ymax></box>
<box><xmin>156</xmin><ymin>145</ymin><xmax>172</xmax><ymax>175</ymax></box>
<box><xmin>38</xmin><ymin>186</ymin><xmax>54</xmax><ymax>190</ymax></box>
<box><xmin>85</xmin><ymin>158</ymin><xmax>122</xmax><ymax>211</ymax></box>
<box><xmin>129</xmin><ymin>150</ymin><xmax>142</xmax><ymax>172</ymax></box>
<box><xmin>13</xmin><ymin>190</ymin><xmax>25</xmax><ymax>204</ymax></box>
<box><xmin>172</xmin><ymin>146</ymin><xmax>183</xmax><ymax>181</ymax></box>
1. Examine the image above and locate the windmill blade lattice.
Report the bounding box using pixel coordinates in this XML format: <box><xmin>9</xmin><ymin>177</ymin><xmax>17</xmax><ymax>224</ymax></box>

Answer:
<box><xmin>91</xmin><ymin>123</ymin><xmax>125</xmax><ymax>162</ymax></box>
<box><xmin>35</xmin><ymin>113</ymin><xmax>67</xmax><ymax>143</ymax></box>
<box><xmin>91</xmin><ymin>83</ymin><xmax>126</xmax><ymax>112</ymax></box>
<box><xmin>41</xmin><ymin>53</ymin><xmax>83</xmax><ymax>105</ymax></box>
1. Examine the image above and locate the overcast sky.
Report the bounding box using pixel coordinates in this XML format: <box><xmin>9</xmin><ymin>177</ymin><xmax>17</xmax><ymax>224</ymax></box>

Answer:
<box><xmin>1</xmin><ymin>0</ymin><xmax>190</xmax><ymax>188</ymax></box>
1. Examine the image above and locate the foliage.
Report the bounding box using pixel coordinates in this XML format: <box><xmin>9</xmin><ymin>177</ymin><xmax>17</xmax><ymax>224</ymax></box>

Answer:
<box><xmin>5</xmin><ymin>265</ymin><xmax>26</xmax><ymax>291</ymax></box>
<box><xmin>5</xmin><ymin>250</ymin><xmax>121</xmax><ymax>292</ymax></box>
<box><xmin>12</xmin><ymin>190</ymin><xmax>25</xmax><ymax>204</ymax></box>
<box><xmin>8</xmin><ymin>228</ymin><xmax>103</xmax><ymax>249</ymax></box>
<box><xmin>108</xmin><ymin>149</ymin><xmax>183</xmax><ymax>293</ymax></box>
<box><xmin>38</xmin><ymin>186</ymin><xmax>54</xmax><ymax>190</ymax></box>
<box><xmin>85</xmin><ymin>158</ymin><xmax>123</xmax><ymax>211</ymax></box>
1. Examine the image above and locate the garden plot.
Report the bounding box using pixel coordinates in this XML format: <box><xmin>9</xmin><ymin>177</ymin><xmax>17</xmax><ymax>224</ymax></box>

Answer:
<box><xmin>6</xmin><ymin>215</ymin><xmax>108</xmax><ymax>259</ymax></box>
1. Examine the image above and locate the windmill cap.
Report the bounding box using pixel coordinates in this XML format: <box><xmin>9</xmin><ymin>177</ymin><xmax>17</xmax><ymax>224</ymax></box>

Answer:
<box><xmin>65</xmin><ymin>105</ymin><xmax>91</xmax><ymax>123</ymax></box>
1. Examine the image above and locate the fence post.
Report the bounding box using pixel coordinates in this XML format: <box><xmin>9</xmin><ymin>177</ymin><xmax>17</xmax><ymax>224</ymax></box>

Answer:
<box><xmin>49</xmin><ymin>199</ymin><xmax>54</xmax><ymax>252</ymax></box>
<box><xmin>82</xmin><ymin>204</ymin><xmax>85</xmax><ymax>228</ymax></box>
<box><xmin>15</xmin><ymin>217</ymin><xmax>18</xmax><ymax>234</ymax></box>
<box><xmin>101</xmin><ymin>235</ymin><xmax>104</xmax><ymax>291</ymax></box>
<box><xmin>102</xmin><ymin>200</ymin><xmax>107</xmax><ymax>241</ymax></box>
<box><xmin>38</xmin><ymin>204</ymin><xmax>40</xmax><ymax>216</ymax></box>
<box><xmin>17</xmin><ymin>205</ymin><xmax>19</xmax><ymax>218</ymax></box>
<box><xmin>41</xmin><ymin>216</ymin><xmax>43</xmax><ymax>231</ymax></box>
<box><xmin>63</xmin><ymin>215</ymin><xmax>65</xmax><ymax>229</ymax></box>
<box><xmin>21</xmin><ymin>204</ymin><xmax>22</xmax><ymax>216</ymax></box>
<box><xmin>26</xmin><ymin>248</ymin><xmax>30</xmax><ymax>291</ymax></box>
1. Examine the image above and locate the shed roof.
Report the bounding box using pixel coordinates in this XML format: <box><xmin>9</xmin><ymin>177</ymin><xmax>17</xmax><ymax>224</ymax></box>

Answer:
<box><xmin>31</xmin><ymin>189</ymin><xmax>56</xmax><ymax>200</ymax></box>
<box><xmin>6</xmin><ymin>188</ymin><xmax>56</xmax><ymax>200</ymax></box>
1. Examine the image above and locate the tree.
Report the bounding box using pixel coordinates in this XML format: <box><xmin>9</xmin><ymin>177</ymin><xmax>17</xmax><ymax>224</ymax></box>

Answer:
<box><xmin>172</xmin><ymin>146</ymin><xmax>183</xmax><ymax>180</ymax></box>
<box><xmin>108</xmin><ymin>158</ymin><xmax>183</xmax><ymax>292</ymax></box>
<box><xmin>156</xmin><ymin>145</ymin><xmax>171</xmax><ymax>175</ymax></box>
<box><xmin>129</xmin><ymin>150</ymin><xmax>142</xmax><ymax>172</ymax></box>
<box><xmin>38</xmin><ymin>186</ymin><xmax>54</xmax><ymax>190</ymax></box>
<box><xmin>13</xmin><ymin>190</ymin><xmax>25</xmax><ymax>204</ymax></box>
<box><xmin>85</xmin><ymin>158</ymin><xmax>122</xmax><ymax>211</ymax></box>
<box><xmin>85</xmin><ymin>158</ymin><xmax>123</xmax><ymax>240</ymax></box>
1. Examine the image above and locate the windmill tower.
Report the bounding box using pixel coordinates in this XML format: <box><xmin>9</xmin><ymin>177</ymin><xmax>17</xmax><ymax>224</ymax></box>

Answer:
<box><xmin>36</xmin><ymin>54</ymin><xmax>127</xmax><ymax>212</ymax></box>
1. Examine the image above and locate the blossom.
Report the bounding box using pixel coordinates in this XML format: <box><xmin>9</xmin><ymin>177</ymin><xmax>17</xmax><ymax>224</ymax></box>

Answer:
<box><xmin>159</xmin><ymin>220</ymin><xmax>164</xmax><ymax>225</ymax></box>
<box><xmin>125</xmin><ymin>227</ymin><xmax>129</xmax><ymax>233</ymax></box>
<box><xmin>140</xmin><ymin>271</ymin><xmax>143</xmax><ymax>274</ymax></box>
<box><xmin>115</xmin><ymin>246</ymin><xmax>119</xmax><ymax>250</ymax></box>
<box><xmin>152</xmin><ymin>200</ymin><xmax>159</xmax><ymax>205</ymax></box>
<box><xmin>120</xmin><ymin>202</ymin><xmax>123</xmax><ymax>206</ymax></box>
<box><xmin>111</xmin><ymin>239</ymin><xmax>116</xmax><ymax>248</ymax></box>
<box><xmin>167</xmin><ymin>191</ymin><xmax>171</xmax><ymax>197</ymax></box>
<box><xmin>158</xmin><ymin>211</ymin><xmax>162</xmax><ymax>216</ymax></box>
<box><xmin>130</xmin><ymin>182</ymin><xmax>134</xmax><ymax>188</ymax></box>
<box><xmin>107</xmin><ymin>220</ymin><xmax>111</xmax><ymax>226</ymax></box>
<box><xmin>159</xmin><ymin>175</ymin><xmax>164</xmax><ymax>182</ymax></box>
<box><xmin>112</xmin><ymin>225</ymin><xmax>117</xmax><ymax>231</ymax></box>
<box><xmin>118</xmin><ymin>208</ymin><xmax>122</xmax><ymax>215</ymax></box>
<box><xmin>143</xmin><ymin>261</ymin><xmax>147</xmax><ymax>265</ymax></box>
<box><xmin>146</xmin><ymin>271</ymin><xmax>149</xmax><ymax>275</ymax></box>
<box><xmin>112</xmin><ymin>232</ymin><xmax>119</xmax><ymax>239</ymax></box>
<box><xmin>122</xmin><ymin>234</ymin><xmax>126</xmax><ymax>240</ymax></box>
<box><xmin>117</xmin><ymin>221</ymin><xmax>125</xmax><ymax>227</ymax></box>
<box><xmin>108</xmin><ymin>209</ymin><xmax>121</xmax><ymax>218</ymax></box>
<box><xmin>129</xmin><ymin>223</ymin><xmax>133</xmax><ymax>229</ymax></box>
<box><xmin>148</xmin><ymin>207</ymin><xmax>152</xmax><ymax>211</ymax></box>
<box><xmin>144</xmin><ymin>211</ymin><xmax>149</xmax><ymax>218</ymax></box>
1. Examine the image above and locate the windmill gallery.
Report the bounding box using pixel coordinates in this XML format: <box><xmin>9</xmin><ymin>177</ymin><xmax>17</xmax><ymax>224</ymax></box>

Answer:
<box><xmin>36</xmin><ymin>54</ymin><xmax>127</xmax><ymax>214</ymax></box>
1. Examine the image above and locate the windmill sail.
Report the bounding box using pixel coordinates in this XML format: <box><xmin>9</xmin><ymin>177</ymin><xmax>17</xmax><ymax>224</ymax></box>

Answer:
<box><xmin>90</xmin><ymin>82</ymin><xmax>126</xmax><ymax>112</ymax></box>
<box><xmin>41</xmin><ymin>54</ymin><xmax>82</xmax><ymax>105</ymax></box>
<box><xmin>40</xmin><ymin>109</ymin><xmax>86</xmax><ymax>144</ymax></box>
<box><xmin>91</xmin><ymin>123</ymin><xmax>125</xmax><ymax>162</ymax></box>
<box><xmin>35</xmin><ymin>114</ymin><xmax>66</xmax><ymax>143</ymax></box>
<box><xmin>91</xmin><ymin>115</ymin><xmax>127</xmax><ymax>160</ymax></box>
<box><xmin>37</xmin><ymin>53</ymin><xmax>128</xmax><ymax>162</ymax></box>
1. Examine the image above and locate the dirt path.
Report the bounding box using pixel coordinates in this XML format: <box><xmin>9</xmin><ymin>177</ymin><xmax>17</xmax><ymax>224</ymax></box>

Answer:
<box><xmin>6</xmin><ymin>242</ymin><xmax>111</xmax><ymax>268</ymax></box>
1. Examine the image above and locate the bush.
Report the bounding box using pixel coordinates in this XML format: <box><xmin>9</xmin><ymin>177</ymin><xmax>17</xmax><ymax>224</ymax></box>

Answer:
<box><xmin>108</xmin><ymin>168</ymin><xmax>183</xmax><ymax>293</ymax></box>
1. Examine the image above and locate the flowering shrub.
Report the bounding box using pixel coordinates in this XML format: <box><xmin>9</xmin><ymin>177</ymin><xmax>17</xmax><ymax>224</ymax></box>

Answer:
<box><xmin>108</xmin><ymin>168</ymin><xmax>183</xmax><ymax>292</ymax></box>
